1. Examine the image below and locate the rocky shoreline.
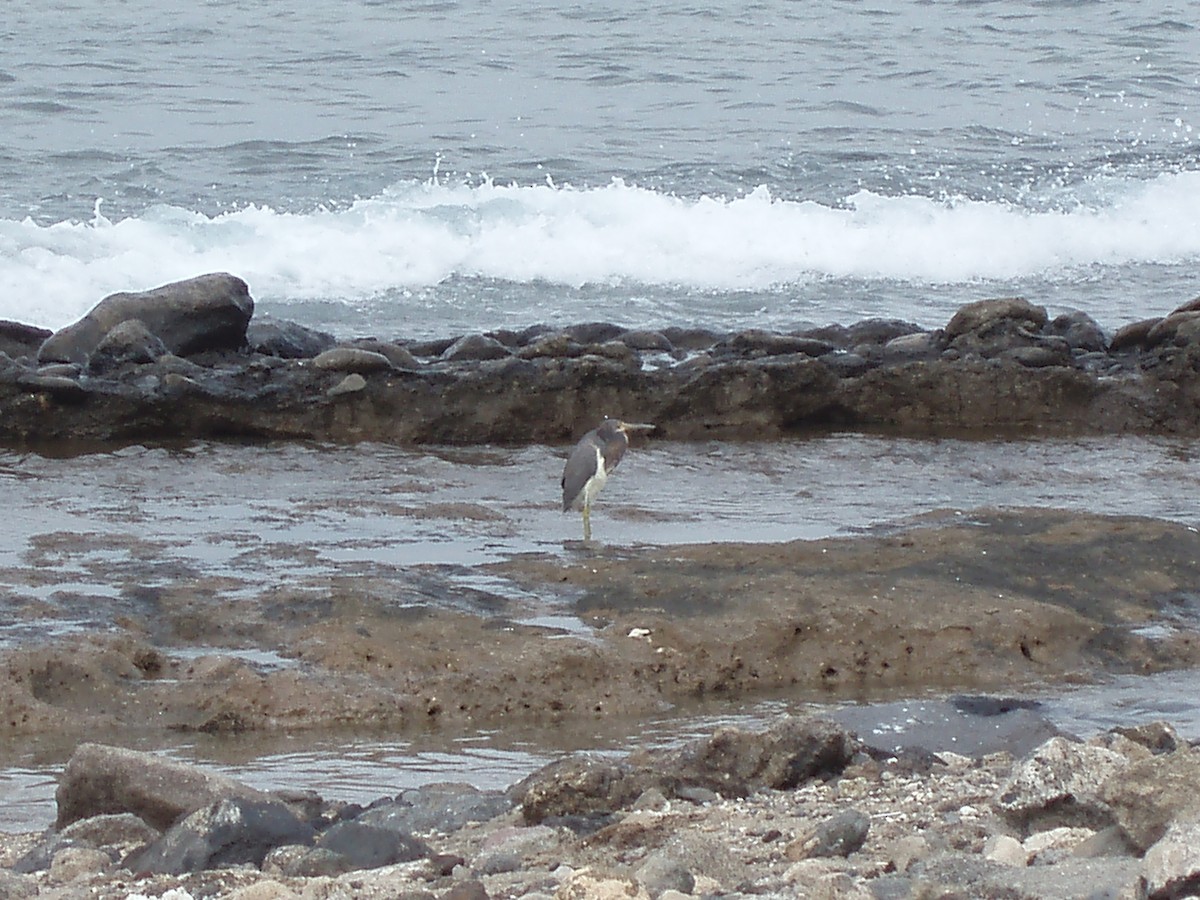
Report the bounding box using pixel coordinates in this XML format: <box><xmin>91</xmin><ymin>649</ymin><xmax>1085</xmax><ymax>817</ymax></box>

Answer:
<box><xmin>7</xmin><ymin>274</ymin><xmax>1200</xmax><ymax>899</ymax></box>
<box><xmin>4</xmin><ymin>714</ymin><xmax>1200</xmax><ymax>900</ymax></box>
<box><xmin>4</xmin><ymin>273</ymin><xmax>1200</xmax><ymax>446</ymax></box>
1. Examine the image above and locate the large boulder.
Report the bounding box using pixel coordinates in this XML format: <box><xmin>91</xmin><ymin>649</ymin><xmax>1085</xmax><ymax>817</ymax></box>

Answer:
<box><xmin>38</xmin><ymin>272</ymin><xmax>254</xmax><ymax>366</ymax></box>
<box><xmin>56</xmin><ymin>742</ymin><xmax>271</xmax><ymax>831</ymax></box>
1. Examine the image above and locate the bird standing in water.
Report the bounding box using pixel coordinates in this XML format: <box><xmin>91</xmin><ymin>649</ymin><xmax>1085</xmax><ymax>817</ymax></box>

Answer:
<box><xmin>561</xmin><ymin>419</ymin><xmax>655</xmax><ymax>541</ymax></box>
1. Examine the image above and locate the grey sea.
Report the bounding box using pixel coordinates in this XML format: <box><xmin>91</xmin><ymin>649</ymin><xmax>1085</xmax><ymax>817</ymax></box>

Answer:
<box><xmin>3</xmin><ymin>0</ymin><xmax>1200</xmax><ymax>832</ymax></box>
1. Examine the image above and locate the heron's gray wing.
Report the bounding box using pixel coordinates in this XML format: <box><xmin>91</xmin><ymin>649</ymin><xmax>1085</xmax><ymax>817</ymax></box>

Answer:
<box><xmin>562</xmin><ymin>432</ymin><xmax>601</xmax><ymax>511</ymax></box>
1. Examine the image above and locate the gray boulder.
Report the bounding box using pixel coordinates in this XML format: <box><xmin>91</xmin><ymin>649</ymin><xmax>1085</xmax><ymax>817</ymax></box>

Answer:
<box><xmin>56</xmin><ymin>742</ymin><xmax>271</xmax><ymax>831</ymax></box>
<box><xmin>126</xmin><ymin>796</ymin><xmax>315</xmax><ymax>874</ymax></box>
<box><xmin>247</xmin><ymin>317</ymin><xmax>336</xmax><ymax>359</ymax></box>
<box><xmin>87</xmin><ymin>319</ymin><xmax>169</xmax><ymax>374</ymax></box>
<box><xmin>358</xmin><ymin>782</ymin><xmax>512</xmax><ymax>835</ymax></box>
<box><xmin>38</xmin><ymin>272</ymin><xmax>253</xmax><ymax>365</ymax></box>
<box><xmin>441</xmin><ymin>334</ymin><xmax>512</xmax><ymax>362</ymax></box>
<box><xmin>1099</xmin><ymin>745</ymin><xmax>1200</xmax><ymax>852</ymax></box>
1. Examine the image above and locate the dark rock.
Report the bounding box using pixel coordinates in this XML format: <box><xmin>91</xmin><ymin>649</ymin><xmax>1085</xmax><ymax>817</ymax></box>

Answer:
<box><xmin>12</xmin><ymin>836</ymin><xmax>80</xmax><ymax>874</ymax></box>
<box><xmin>882</xmin><ymin>331</ymin><xmax>942</xmax><ymax>362</ymax></box>
<box><xmin>87</xmin><ymin>319</ymin><xmax>169</xmax><ymax>374</ymax></box>
<box><xmin>660</xmin><ymin>326</ymin><xmax>722</xmax><ymax>351</ymax></box>
<box><xmin>38</xmin><ymin>272</ymin><xmax>253</xmax><ymax>365</ymax></box>
<box><xmin>328</xmin><ymin>373</ymin><xmax>368</xmax><ymax>396</ymax></box>
<box><xmin>247</xmin><ymin>317</ymin><xmax>337</xmax><ymax>358</ymax></box>
<box><xmin>349</xmin><ymin>337</ymin><xmax>420</xmax><ymax>369</ymax></box>
<box><xmin>786</xmin><ymin>808</ymin><xmax>870</xmax><ymax>859</ymax></box>
<box><xmin>617</xmin><ymin>329</ymin><xmax>674</xmax><ymax>352</ymax></box>
<box><xmin>563</xmin><ymin>322</ymin><xmax>624</xmax><ymax>344</ymax></box>
<box><xmin>1147</xmin><ymin>311</ymin><xmax>1200</xmax><ymax>348</ymax></box>
<box><xmin>821</xmin><ymin>351</ymin><xmax>872</xmax><ymax>378</ymax></box>
<box><xmin>516</xmin><ymin>334</ymin><xmax>582</xmax><ymax>359</ymax></box>
<box><xmin>717</xmin><ymin>329</ymin><xmax>836</xmax><ymax>358</ymax></box>
<box><xmin>1110</xmin><ymin>317</ymin><xmax>1160</xmax><ymax>352</ymax></box>
<box><xmin>944</xmin><ymin>297</ymin><xmax>1048</xmax><ymax>342</ymax></box>
<box><xmin>1003</xmin><ymin>343</ymin><xmax>1072</xmax><ymax>368</ymax></box>
<box><xmin>265</xmin><ymin>845</ymin><xmax>353</xmax><ymax>878</ymax></box>
<box><xmin>313</xmin><ymin>347</ymin><xmax>395</xmax><ymax>373</ymax></box>
<box><xmin>126</xmin><ymin>796</ymin><xmax>315</xmax><ymax>875</ymax></box>
<box><xmin>0</xmin><ymin>320</ymin><xmax>52</xmax><ymax>359</ymax></box>
<box><xmin>404</xmin><ymin>337</ymin><xmax>456</xmax><ymax>357</ymax></box>
<box><xmin>314</xmin><ymin>820</ymin><xmax>431</xmax><ymax>870</ymax></box>
<box><xmin>514</xmin><ymin>719</ymin><xmax>857</xmax><ymax>824</ymax></box>
<box><xmin>56</xmin><ymin>742</ymin><xmax>271</xmax><ymax>831</ymax></box>
<box><xmin>846</xmin><ymin>318</ymin><xmax>924</xmax><ymax>346</ymax></box>
<box><xmin>646</xmin><ymin>717</ymin><xmax>859</xmax><ymax>797</ymax></box>
<box><xmin>441</xmin><ymin>334</ymin><xmax>512</xmax><ymax>362</ymax></box>
<box><xmin>15</xmin><ymin>371</ymin><xmax>87</xmax><ymax>401</ymax></box>
<box><xmin>1049</xmin><ymin>310</ymin><xmax>1108</xmax><ymax>352</ymax></box>
<box><xmin>513</xmin><ymin>756</ymin><xmax>658</xmax><ymax>825</ymax></box>
<box><xmin>358</xmin><ymin>782</ymin><xmax>512</xmax><ymax>835</ymax></box>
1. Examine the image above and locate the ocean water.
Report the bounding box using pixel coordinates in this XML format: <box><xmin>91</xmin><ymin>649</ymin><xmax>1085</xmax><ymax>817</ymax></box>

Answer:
<box><xmin>1</xmin><ymin>0</ymin><xmax>1198</xmax><ymax>339</ymax></box>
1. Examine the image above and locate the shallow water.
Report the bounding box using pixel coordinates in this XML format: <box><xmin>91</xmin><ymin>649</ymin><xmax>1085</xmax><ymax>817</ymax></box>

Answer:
<box><xmin>4</xmin><ymin>433</ymin><xmax>1200</xmax><ymax>832</ymax></box>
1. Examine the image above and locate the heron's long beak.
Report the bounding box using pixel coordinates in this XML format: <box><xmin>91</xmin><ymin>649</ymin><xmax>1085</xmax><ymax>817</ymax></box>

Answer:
<box><xmin>620</xmin><ymin>422</ymin><xmax>656</xmax><ymax>432</ymax></box>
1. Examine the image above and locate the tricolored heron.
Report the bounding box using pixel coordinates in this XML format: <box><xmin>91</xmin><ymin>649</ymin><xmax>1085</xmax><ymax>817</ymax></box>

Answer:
<box><xmin>561</xmin><ymin>419</ymin><xmax>655</xmax><ymax>541</ymax></box>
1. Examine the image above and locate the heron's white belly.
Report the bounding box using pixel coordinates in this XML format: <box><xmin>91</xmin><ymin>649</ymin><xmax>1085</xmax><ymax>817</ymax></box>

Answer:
<box><xmin>581</xmin><ymin>447</ymin><xmax>608</xmax><ymax>507</ymax></box>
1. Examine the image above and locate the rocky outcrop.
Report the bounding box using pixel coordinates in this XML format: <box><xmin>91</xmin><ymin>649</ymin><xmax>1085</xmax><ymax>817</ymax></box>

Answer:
<box><xmin>14</xmin><ymin>719</ymin><xmax>1200</xmax><ymax>898</ymax></box>
<box><xmin>5</xmin><ymin>277</ymin><xmax>1200</xmax><ymax>446</ymax></box>
<box><xmin>36</xmin><ymin>272</ymin><xmax>253</xmax><ymax>366</ymax></box>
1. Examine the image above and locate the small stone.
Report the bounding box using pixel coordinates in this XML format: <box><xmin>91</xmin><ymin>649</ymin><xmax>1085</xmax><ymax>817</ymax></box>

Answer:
<box><xmin>786</xmin><ymin>808</ymin><xmax>869</xmax><ymax>860</ymax></box>
<box><xmin>1022</xmin><ymin>826</ymin><xmax>1095</xmax><ymax>864</ymax></box>
<box><xmin>634</xmin><ymin>852</ymin><xmax>695</xmax><ymax>896</ymax></box>
<box><xmin>48</xmin><ymin>846</ymin><xmax>113</xmax><ymax>882</ymax></box>
<box><xmin>887</xmin><ymin>834</ymin><xmax>930</xmax><ymax>873</ymax></box>
<box><xmin>314</xmin><ymin>347</ymin><xmax>395</xmax><ymax>373</ymax></box>
<box><xmin>327</xmin><ymin>372</ymin><xmax>368</xmax><ymax>396</ymax></box>
<box><xmin>983</xmin><ymin>834</ymin><xmax>1027</xmax><ymax>867</ymax></box>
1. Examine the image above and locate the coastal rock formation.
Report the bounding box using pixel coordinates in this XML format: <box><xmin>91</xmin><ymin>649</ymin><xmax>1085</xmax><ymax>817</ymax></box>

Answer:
<box><xmin>5</xmin><ymin>273</ymin><xmax>1200</xmax><ymax>445</ymax></box>
<box><xmin>10</xmin><ymin>719</ymin><xmax>1200</xmax><ymax>897</ymax></box>
<box><xmin>35</xmin><ymin>272</ymin><xmax>253</xmax><ymax>367</ymax></box>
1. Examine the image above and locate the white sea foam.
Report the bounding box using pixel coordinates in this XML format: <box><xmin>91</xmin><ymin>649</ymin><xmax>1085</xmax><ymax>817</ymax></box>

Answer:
<box><xmin>2</xmin><ymin>173</ymin><xmax>1199</xmax><ymax>330</ymax></box>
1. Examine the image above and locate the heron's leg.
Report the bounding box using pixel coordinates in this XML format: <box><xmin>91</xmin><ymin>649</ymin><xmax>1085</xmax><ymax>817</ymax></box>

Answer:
<box><xmin>582</xmin><ymin>503</ymin><xmax>592</xmax><ymax>541</ymax></box>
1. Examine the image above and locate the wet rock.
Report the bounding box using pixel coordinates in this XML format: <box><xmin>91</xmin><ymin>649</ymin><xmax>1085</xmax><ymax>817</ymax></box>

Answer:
<box><xmin>648</xmin><ymin>718</ymin><xmax>859</xmax><ymax>797</ymax></box>
<box><xmin>1147</xmin><ymin>311</ymin><xmax>1200</xmax><ymax>348</ymax></box>
<box><xmin>995</xmin><ymin>737</ymin><xmax>1129</xmax><ymax>834</ymax></box>
<box><xmin>513</xmin><ymin>756</ymin><xmax>658</xmax><ymax>825</ymax></box>
<box><xmin>1098</xmin><ymin>745</ymin><xmax>1200</xmax><ymax>851</ymax></box>
<box><xmin>660</xmin><ymin>326</ymin><xmax>721</xmax><ymax>351</ymax></box>
<box><xmin>87</xmin><ymin>319</ymin><xmax>169</xmax><ymax>374</ymax></box>
<box><xmin>248</xmin><ymin>317</ymin><xmax>337</xmax><ymax>359</ymax></box>
<box><xmin>515</xmin><ymin>719</ymin><xmax>857</xmax><ymax>824</ymax></box>
<box><xmin>516</xmin><ymin>333</ymin><xmax>582</xmax><ymax>359</ymax></box>
<box><xmin>0</xmin><ymin>320</ymin><xmax>52</xmax><ymax>359</ymax></box>
<box><xmin>126</xmin><ymin>796</ymin><xmax>316</xmax><ymax>875</ymax></box>
<box><xmin>820</xmin><ymin>351</ymin><xmax>872</xmax><ymax>378</ymax></box>
<box><xmin>882</xmin><ymin>331</ymin><xmax>942</xmax><ymax>361</ymax></box>
<box><xmin>717</xmin><ymin>329</ymin><xmax>836</xmax><ymax>358</ymax></box>
<box><xmin>56</xmin><ymin>742</ymin><xmax>272</xmax><ymax>831</ymax></box>
<box><xmin>1003</xmin><ymin>342</ymin><xmax>1073</xmax><ymax>368</ymax></box>
<box><xmin>349</xmin><ymin>337</ymin><xmax>420</xmax><ymax>369</ymax></box>
<box><xmin>38</xmin><ymin>272</ymin><xmax>253</xmax><ymax>365</ymax></box>
<box><xmin>1110</xmin><ymin>317</ymin><xmax>1161</xmax><ymax>352</ymax></box>
<box><xmin>441</xmin><ymin>334</ymin><xmax>511</xmax><ymax>361</ymax></box>
<box><xmin>327</xmin><ymin>373</ymin><xmax>367</xmax><ymax>396</ymax></box>
<box><xmin>1049</xmin><ymin>310</ymin><xmax>1108</xmax><ymax>352</ymax></box>
<box><xmin>1143</xmin><ymin>816</ymin><xmax>1200</xmax><ymax>899</ymax></box>
<box><xmin>312</xmin><ymin>820</ymin><xmax>430</xmax><ymax>871</ymax></box>
<box><xmin>563</xmin><ymin>322</ymin><xmax>624</xmax><ymax>344</ymax></box>
<box><xmin>358</xmin><ymin>783</ymin><xmax>513</xmax><ymax>835</ymax></box>
<box><xmin>945</xmin><ymin>297</ymin><xmax>1049</xmax><ymax>341</ymax></box>
<box><xmin>313</xmin><ymin>346</ymin><xmax>395</xmax><ymax>373</ymax></box>
<box><xmin>617</xmin><ymin>329</ymin><xmax>674</xmax><ymax>352</ymax></box>
<box><xmin>14</xmin><ymin>371</ymin><xmax>87</xmax><ymax>401</ymax></box>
